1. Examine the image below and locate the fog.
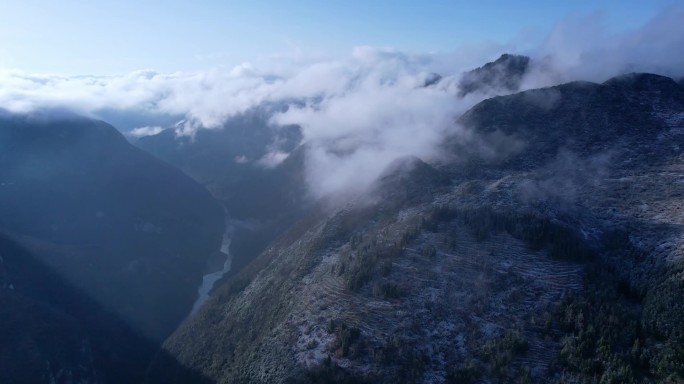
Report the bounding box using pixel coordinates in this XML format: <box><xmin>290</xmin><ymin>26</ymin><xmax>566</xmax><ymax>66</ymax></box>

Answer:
<box><xmin>1</xmin><ymin>8</ymin><xmax>683</xmax><ymax>200</ymax></box>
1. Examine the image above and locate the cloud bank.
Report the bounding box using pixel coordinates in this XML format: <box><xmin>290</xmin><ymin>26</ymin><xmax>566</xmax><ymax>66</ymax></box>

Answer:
<box><xmin>1</xmin><ymin>8</ymin><xmax>683</xmax><ymax>200</ymax></box>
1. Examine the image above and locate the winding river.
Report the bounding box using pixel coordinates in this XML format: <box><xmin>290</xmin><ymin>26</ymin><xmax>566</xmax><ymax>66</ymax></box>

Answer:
<box><xmin>189</xmin><ymin>226</ymin><xmax>233</xmax><ymax>316</ymax></box>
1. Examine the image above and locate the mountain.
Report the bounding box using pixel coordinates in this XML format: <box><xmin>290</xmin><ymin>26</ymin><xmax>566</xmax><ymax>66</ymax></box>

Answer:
<box><xmin>0</xmin><ymin>111</ymin><xmax>225</xmax><ymax>342</ymax></box>
<box><xmin>458</xmin><ymin>53</ymin><xmax>531</xmax><ymax>97</ymax></box>
<box><xmin>0</xmin><ymin>232</ymin><xmax>150</xmax><ymax>384</ymax></box>
<box><xmin>135</xmin><ymin>108</ymin><xmax>310</xmax><ymax>278</ymax></box>
<box><xmin>147</xmin><ymin>73</ymin><xmax>684</xmax><ymax>383</ymax></box>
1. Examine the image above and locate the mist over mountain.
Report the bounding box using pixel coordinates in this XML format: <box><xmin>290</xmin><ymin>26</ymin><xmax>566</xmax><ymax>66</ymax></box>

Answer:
<box><xmin>135</xmin><ymin>108</ymin><xmax>308</xmax><ymax>276</ymax></box>
<box><xmin>457</xmin><ymin>54</ymin><xmax>531</xmax><ymax>97</ymax></box>
<box><xmin>0</xmin><ymin>8</ymin><xmax>682</xmax><ymax>205</ymax></box>
<box><xmin>140</xmin><ymin>71</ymin><xmax>684</xmax><ymax>384</ymax></box>
<box><xmin>1</xmin><ymin>4</ymin><xmax>684</xmax><ymax>384</ymax></box>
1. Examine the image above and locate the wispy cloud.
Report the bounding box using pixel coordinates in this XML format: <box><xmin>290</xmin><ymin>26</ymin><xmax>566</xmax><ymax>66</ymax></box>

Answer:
<box><xmin>526</xmin><ymin>6</ymin><xmax>684</xmax><ymax>86</ymax></box>
<box><xmin>1</xmin><ymin>8</ymin><xmax>682</xmax><ymax>200</ymax></box>
<box><xmin>128</xmin><ymin>125</ymin><xmax>163</xmax><ymax>138</ymax></box>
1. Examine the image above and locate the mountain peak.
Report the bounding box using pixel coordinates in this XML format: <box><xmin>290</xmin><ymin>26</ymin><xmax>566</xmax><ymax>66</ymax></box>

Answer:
<box><xmin>458</xmin><ymin>53</ymin><xmax>531</xmax><ymax>97</ymax></box>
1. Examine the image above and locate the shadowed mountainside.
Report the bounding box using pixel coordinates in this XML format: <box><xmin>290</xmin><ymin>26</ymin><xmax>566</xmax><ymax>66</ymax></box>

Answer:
<box><xmin>0</xmin><ymin>111</ymin><xmax>225</xmax><ymax>341</ymax></box>
<box><xmin>0</xmin><ymin>232</ymin><xmax>214</xmax><ymax>384</ymax></box>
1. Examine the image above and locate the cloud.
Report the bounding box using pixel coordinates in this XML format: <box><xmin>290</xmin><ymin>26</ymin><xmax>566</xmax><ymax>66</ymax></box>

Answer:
<box><xmin>524</xmin><ymin>6</ymin><xmax>684</xmax><ymax>87</ymax></box>
<box><xmin>128</xmin><ymin>125</ymin><xmax>164</xmax><ymax>138</ymax></box>
<box><xmin>256</xmin><ymin>150</ymin><xmax>290</xmax><ymax>168</ymax></box>
<box><xmin>0</xmin><ymin>48</ymin><xmax>483</xmax><ymax>132</ymax></box>
<box><xmin>0</xmin><ymin>7</ymin><xmax>682</xmax><ymax>201</ymax></box>
<box><xmin>270</xmin><ymin>68</ymin><xmax>466</xmax><ymax>199</ymax></box>
<box><xmin>234</xmin><ymin>155</ymin><xmax>249</xmax><ymax>164</ymax></box>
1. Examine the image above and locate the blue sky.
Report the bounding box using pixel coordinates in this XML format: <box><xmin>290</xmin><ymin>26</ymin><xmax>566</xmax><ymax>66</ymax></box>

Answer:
<box><xmin>0</xmin><ymin>1</ymin><xmax>682</xmax><ymax>198</ymax></box>
<box><xmin>0</xmin><ymin>0</ymin><xmax>676</xmax><ymax>74</ymax></box>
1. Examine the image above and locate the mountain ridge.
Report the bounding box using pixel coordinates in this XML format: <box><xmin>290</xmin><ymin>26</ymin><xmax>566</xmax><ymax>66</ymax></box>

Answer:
<box><xmin>147</xmin><ymin>72</ymin><xmax>684</xmax><ymax>383</ymax></box>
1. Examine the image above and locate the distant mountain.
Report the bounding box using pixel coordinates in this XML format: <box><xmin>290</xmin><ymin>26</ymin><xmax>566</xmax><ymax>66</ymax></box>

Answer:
<box><xmin>458</xmin><ymin>53</ymin><xmax>531</xmax><ymax>97</ymax></box>
<box><xmin>136</xmin><ymin>109</ymin><xmax>310</xmax><ymax>278</ymax></box>
<box><xmin>423</xmin><ymin>72</ymin><xmax>442</xmax><ymax>87</ymax></box>
<box><xmin>93</xmin><ymin>108</ymin><xmax>183</xmax><ymax>134</ymax></box>
<box><xmin>0</xmin><ymin>111</ymin><xmax>224</xmax><ymax>342</ymax></box>
<box><xmin>135</xmin><ymin>111</ymin><xmax>303</xmax><ymax>217</ymax></box>
<box><xmin>148</xmin><ymin>73</ymin><xmax>684</xmax><ymax>383</ymax></box>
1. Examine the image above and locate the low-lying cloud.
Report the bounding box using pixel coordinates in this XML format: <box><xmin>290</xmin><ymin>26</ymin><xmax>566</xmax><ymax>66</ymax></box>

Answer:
<box><xmin>128</xmin><ymin>125</ymin><xmax>163</xmax><ymax>138</ymax></box>
<box><xmin>1</xmin><ymin>7</ymin><xmax>683</xmax><ymax>200</ymax></box>
<box><xmin>270</xmin><ymin>67</ymin><xmax>468</xmax><ymax>198</ymax></box>
<box><xmin>523</xmin><ymin>6</ymin><xmax>684</xmax><ymax>88</ymax></box>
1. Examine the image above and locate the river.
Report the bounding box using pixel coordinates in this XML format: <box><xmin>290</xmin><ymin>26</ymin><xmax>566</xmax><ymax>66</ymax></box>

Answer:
<box><xmin>189</xmin><ymin>225</ymin><xmax>233</xmax><ymax>316</ymax></box>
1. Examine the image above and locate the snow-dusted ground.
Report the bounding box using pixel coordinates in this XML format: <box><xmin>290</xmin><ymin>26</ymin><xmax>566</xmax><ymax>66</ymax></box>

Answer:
<box><xmin>190</xmin><ymin>228</ymin><xmax>233</xmax><ymax>316</ymax></box>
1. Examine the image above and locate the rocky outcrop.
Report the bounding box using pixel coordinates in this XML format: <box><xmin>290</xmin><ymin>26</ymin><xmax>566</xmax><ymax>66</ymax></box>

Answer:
<box><xmin>458</xmin><ymin>53</ymin><xmax>531</xmax><ymax>97</ymax></box>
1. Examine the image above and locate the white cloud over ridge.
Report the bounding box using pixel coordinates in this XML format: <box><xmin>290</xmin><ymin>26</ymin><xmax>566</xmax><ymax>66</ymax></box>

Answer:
<box><xmin>1</xmin><ymin>9</ymin><xmax>683</xmax><ymax>199</ymax></box>
<box><xmin>128</xmin><ymin>125</ymin><xmax>163</xmax><ymax>138</ymax></box>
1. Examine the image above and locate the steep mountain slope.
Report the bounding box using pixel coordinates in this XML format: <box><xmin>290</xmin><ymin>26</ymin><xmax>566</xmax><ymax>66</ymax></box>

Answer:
<box><xmin>0</xmin><ymin>232</ymin><xmax>151</xmax><ymax>384</ymax></box>
<box><xmin>148</xmin><ymin>73</ymin><xmax>684</xmax><ymax>383</ymax></box>
<box><xmin>0</xmin><ymin>111</ymin><xmax>225</xmax><ymax>341</ymax></box>
<box><xmin>0</xmin><ymin>231</ymin><xmax>213</xmax><ymax>384</ymax></box>
<box><xmin>135</xmin><ymin>109</ymin><xmax>309</xmax><ymax>277</ymax></box>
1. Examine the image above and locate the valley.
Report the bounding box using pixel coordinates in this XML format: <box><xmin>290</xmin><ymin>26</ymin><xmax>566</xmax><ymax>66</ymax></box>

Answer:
<box><xmin>1</xmin><ymin>48</ymin><xmax>683</xmax><ymax>383</ymax></box>
<box><xmin>191</xmin><ymin>223</ymin><xmax>233</xmax><ymax>316</ymax></box>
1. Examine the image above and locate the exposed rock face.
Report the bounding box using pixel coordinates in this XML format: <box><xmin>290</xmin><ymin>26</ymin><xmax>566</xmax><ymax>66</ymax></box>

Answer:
<box><xmin>148</xmin><ymin>74</ymin><xmax>684</xmax><ymax>383</ymax></box>
<box><xmin>0</xmin><ymin>112</ymin><xmax>225</xmax><ymax>341</ymax></box>
<box><xmin>458</xmin><ymin>53</ymin><xmax>531</xmax><ymax>97</ymax></box>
